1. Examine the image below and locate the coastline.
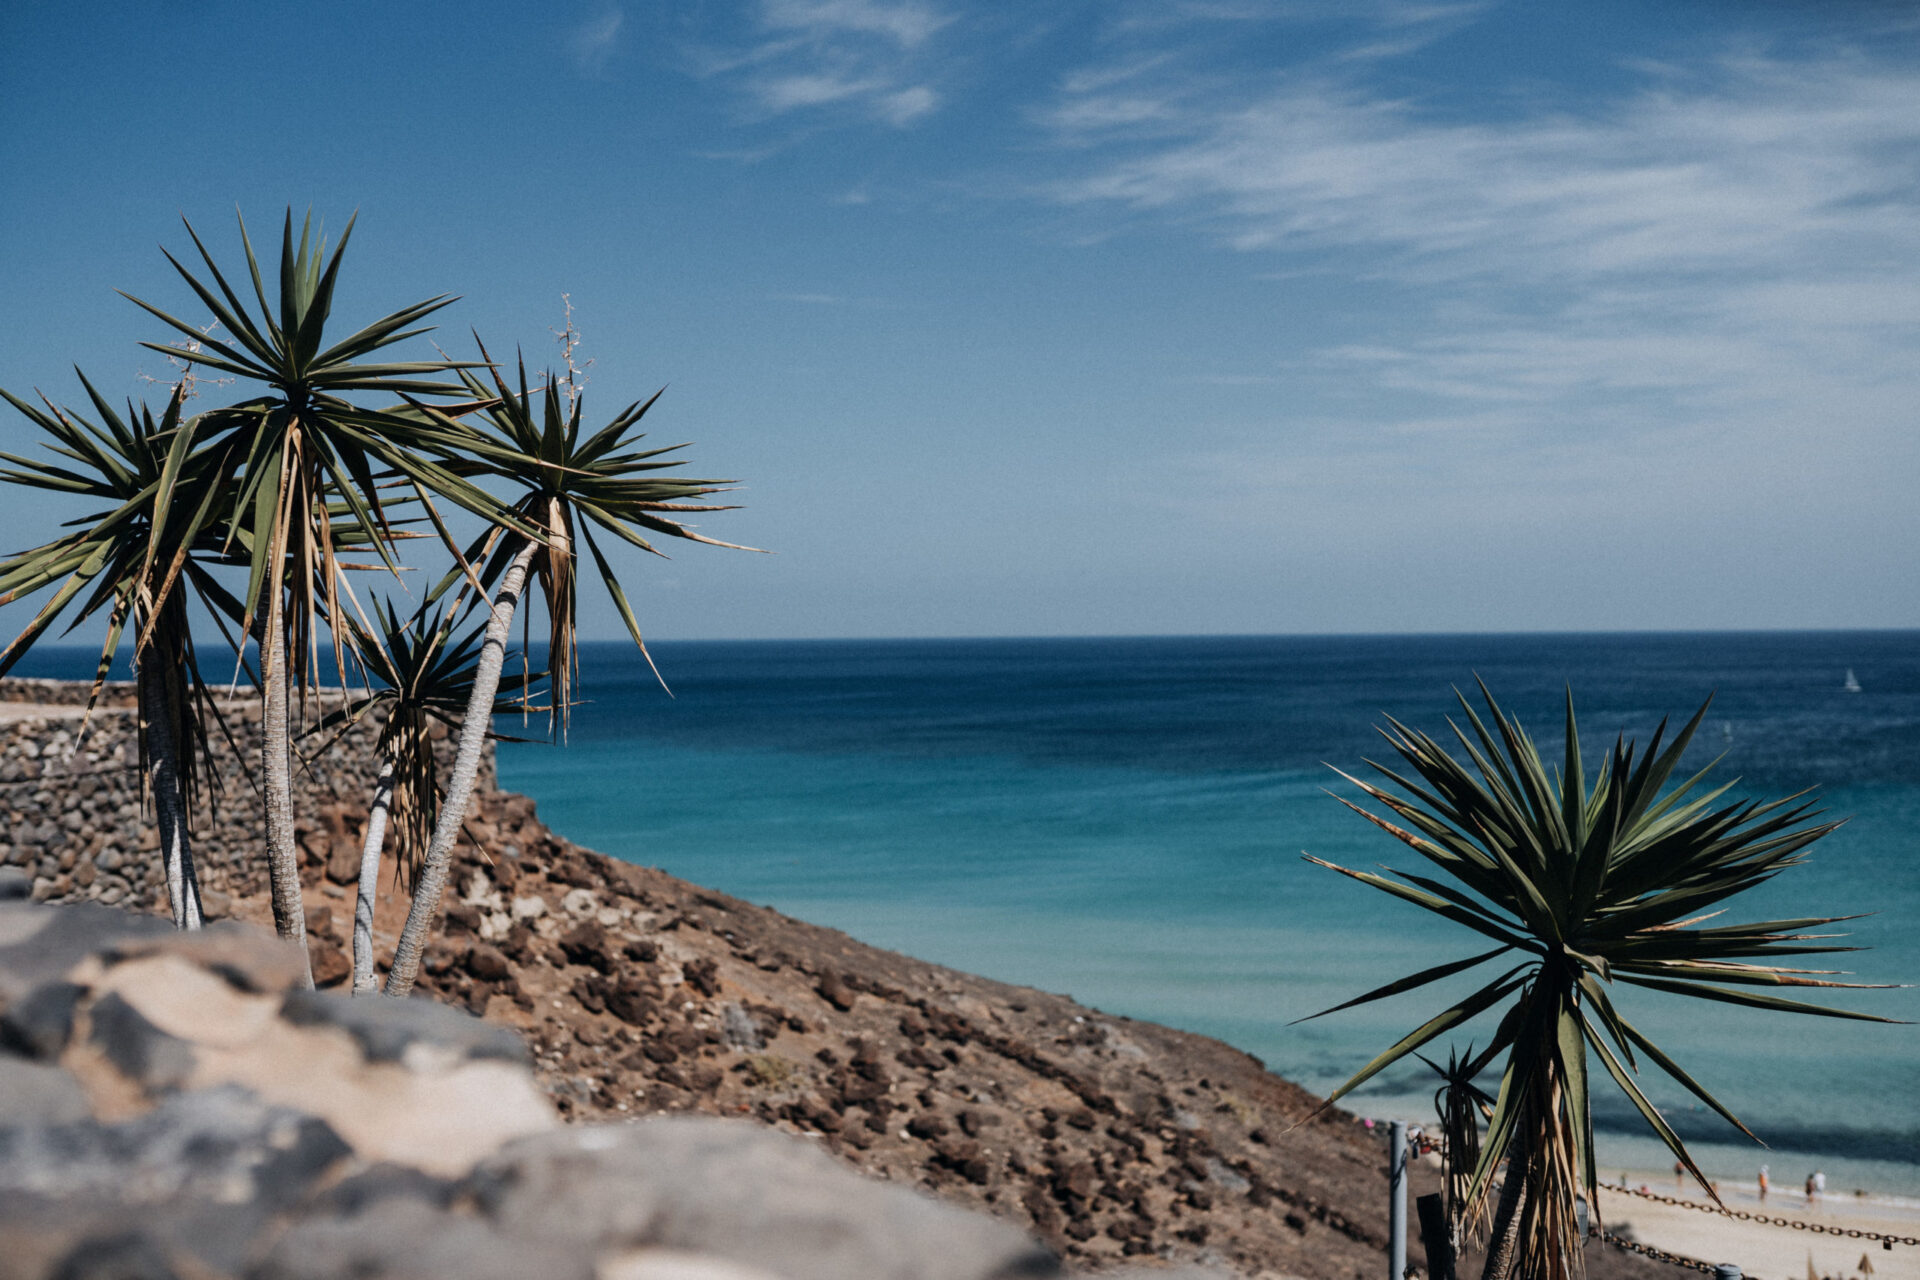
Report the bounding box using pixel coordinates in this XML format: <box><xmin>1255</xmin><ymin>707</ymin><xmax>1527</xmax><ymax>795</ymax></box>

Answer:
<box><xmin>8</xmin><ymin>680</ymin><xmax>1912</xmax><ymax>1276</ymax></box>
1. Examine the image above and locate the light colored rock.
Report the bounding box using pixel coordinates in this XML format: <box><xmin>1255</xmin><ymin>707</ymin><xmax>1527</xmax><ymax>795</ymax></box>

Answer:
<box><xmin>79</xmin><ymin>949</ymin><xmax>554</xmax><ymax>1176</ymax></box>
<box><xmin>599</xmin><ymin>1249</ymin><xmax>786</xmax><ymax>1280</ymax></box>
<box><xmin>257</xmin><ymin>1195</ymin><xmax>588</xmax><ymax>1280</ymax></box>
<box><xmin>0</xmin><ymin>1057</ymin><xmax>90</xmax><ymax>1127</ymax></box>
<box><xmin>185</xmin><ymin>1018</ymin><xmax>553</xmax><ymax>1176</ymax></box>
<box><xmin>92</xmin><ymin>952</ymin><xmax>282</xmax><ymax>1049</ymax></box>
<box><xmin>470</xmin><ymin>1116</ymin><xmax>1061</xmax><ymax>1280</ymax></box>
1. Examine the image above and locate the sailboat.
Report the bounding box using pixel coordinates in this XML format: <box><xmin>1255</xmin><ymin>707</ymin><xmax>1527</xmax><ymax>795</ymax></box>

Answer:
<box><xmin>1843</xmin><ymin>668</ymin><xmax>1862</xmax><ymax>694</ymax></box>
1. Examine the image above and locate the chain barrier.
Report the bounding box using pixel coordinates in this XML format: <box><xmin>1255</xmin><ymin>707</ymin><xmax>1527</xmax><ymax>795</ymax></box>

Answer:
<box><xmin>1383</xmin><ymin>1123</ymin><xmax>1909</xmax><ymax>1274</ymax></box>
<box><xmin>1589</xmin><ymin>1226</ymin><xmax>1735</xmax><ymax>1276</ymax></box>
<box><xmin>1606</xmin><ymin>1183</ymin><xmax>1920</xmax><ymax>1250</ymax></box>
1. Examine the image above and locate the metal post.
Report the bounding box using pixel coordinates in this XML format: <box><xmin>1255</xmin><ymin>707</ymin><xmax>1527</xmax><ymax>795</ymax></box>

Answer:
<box><xmin>1416</xmin><ymin>1193</ymin><xmax>1456</xmax><ymax>1280</ymax></box>
<box><xmin>1713</xmin><ymin>1267</ymin><xmax>1742</xmax><ymax>1280</ymax></box>
<box><xmin>1390</xmin><ymin>1120</ymin><xmax>1408</xmax><ymax>1280</ymax></box>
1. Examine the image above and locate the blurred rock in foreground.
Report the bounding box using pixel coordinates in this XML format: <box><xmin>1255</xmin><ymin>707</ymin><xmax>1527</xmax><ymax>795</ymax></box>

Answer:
<box><xmin>0</xmin><ymin>896</ymin><xmax>1155</xmax><ymax>1280</ymax></box>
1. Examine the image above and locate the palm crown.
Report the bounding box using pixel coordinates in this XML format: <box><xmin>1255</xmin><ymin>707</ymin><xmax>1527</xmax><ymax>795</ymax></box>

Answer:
<box><xmin>314</xmin><ymin>597</ymin><xmax>542</xmax><ymax>887</ymax></box>
<box><xmin>120</xmin><ymin>210</ymin><xmax>522</xmax><ymax>683</ymax></box>
<box><xmin>1307</xmin><ymin>683</ymin><xmax>1899</xmax><ymax>1277</ymax></box>
<box><xmin>0</xmin><ymin>379</ymin><xmax>240</xmax><ymax>795</ymax></box>
<box><xmin>435</xmin><ymin>351</ymin><xmax>749</xmax><ymax>736</ymax></box>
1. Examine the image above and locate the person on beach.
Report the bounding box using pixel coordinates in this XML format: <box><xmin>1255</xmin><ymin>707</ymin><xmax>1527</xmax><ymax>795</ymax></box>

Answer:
<box><xmin>1674</xmin><ymin>1160</ymin><xmax>1685</xmax><ymax>1188</ymax></box>
<box><xmin>1759</xmin><ymin>1163</ymin><xmax>1769</xmax><ymax>1202</ymax></box>
<box><xmin>1806</xmin><ymin>1172</ymin><xmax>1818</xmax><ymax>1205</ymax></box>
<box><xmin>1813</xmin><ymin>1169</ymin><xmax>1826</xmax><ymax>1205</ymax></box>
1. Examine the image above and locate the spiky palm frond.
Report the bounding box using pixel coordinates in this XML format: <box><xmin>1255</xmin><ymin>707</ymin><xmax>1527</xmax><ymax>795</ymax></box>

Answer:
<box><xmin>424</xmin><ymin>347</ymin><xmax>753</xmax><ymax>738</ymax></box>
<box><xmin>310</xmin><ymin>596</ymin><xmax>541</xmax><ymax>888</ymax></box>
<box><xmin>1419</xmin><ymin>1043</ymin><xmax>1497</xmax><ymax>1245</ymax></box>
<box><xmin>119</xmin><ymin>208</ymin><xmax>529</xmax><ymax>694</ymax></box>
<box><xmin>1306</xmin><ymin>682</ymin><xmax>1902</xmax><ymax>1279</ymax></box>
<box><xmin>0</xmin><ymin>378</ymin><xmax>240</xmax><ymax>811</ymax></box>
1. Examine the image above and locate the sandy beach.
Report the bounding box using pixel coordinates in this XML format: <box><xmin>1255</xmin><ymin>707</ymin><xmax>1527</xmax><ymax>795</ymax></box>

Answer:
<box><xmin>1597</xmin><ymin>1174</ymin><xmax>1920</xmax><ymax>1279</ymax></box>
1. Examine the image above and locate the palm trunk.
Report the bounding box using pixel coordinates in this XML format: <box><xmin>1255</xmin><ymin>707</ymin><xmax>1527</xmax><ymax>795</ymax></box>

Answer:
<box><xmin>138</xmin><ymin>660</ymin><xmax>202</xmax><ymax>930</ymax></box>
<box><xmin>352</xmin><ymin>752</ymin><xmax>396</xmax><ymax>995</ymax></box>
<box><xmin>1480</xmin><ymin>1134</ymin><xmax>1529</xmax><ymax>1280</ymax></box>
<box><xmin>385</xmin><ymin>538</ymin><xmax>537</xmax><ymax>997</ymax></box>
<box><xmin>262</xmin><ymin>612</ymin><xmax>313</xmax><ymax>988</ymax></box>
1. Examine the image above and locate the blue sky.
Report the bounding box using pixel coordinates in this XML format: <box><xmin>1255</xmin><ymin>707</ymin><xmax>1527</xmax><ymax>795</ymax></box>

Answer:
<box><xmin>2</xmin><ymin>1</ymin><xmax>1916</xmax><ymax>640</ymax></box>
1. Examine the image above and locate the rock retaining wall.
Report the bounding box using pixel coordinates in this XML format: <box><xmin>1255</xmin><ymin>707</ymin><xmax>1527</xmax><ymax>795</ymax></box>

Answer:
<box><xmin>0</xmin><ymin>679</ymin><xmax>494</xmax><ymax>930</ymax></box>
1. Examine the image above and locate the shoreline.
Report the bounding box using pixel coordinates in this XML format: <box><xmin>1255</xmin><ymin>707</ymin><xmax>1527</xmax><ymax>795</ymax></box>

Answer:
<box><xmin>5</xmin><ymin>679</ymin><xmax>1913</xmax><ymax>1278</ymax></box>
<box><xmin>1595</xmin><ymin>1171</ymin><xmax>1920</xmax><ymax>1279</ymax></box>
<box><xmin>1605</xmin><ymin>1165</ymin><xmax>1920</xmax><ymax>1222</ymax></box>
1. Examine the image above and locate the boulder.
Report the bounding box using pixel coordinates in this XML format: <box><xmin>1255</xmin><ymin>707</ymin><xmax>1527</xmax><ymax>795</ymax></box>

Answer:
<box><xmin>467</xmin><ymin>1118</ymin><xmax>1062</xmax><ymax>1280</ymax></box>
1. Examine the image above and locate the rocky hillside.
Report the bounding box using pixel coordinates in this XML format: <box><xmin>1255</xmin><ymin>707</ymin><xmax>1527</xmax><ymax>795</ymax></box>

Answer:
<box><xmin>0</xmin><ymin>887</ymin><xmax>1120</xmax><ymax>1280</ymax></box>
<box><xmin>0</xmin><ymin>685</ymin><xmax>1681</xmax><ymax>1278</ymax></box>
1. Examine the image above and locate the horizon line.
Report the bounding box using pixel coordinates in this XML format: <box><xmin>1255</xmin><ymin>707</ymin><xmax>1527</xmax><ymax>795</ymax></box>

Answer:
<box><xmin>8</xmin><ymin>624</ymin><xmax>1917</xmax><ymax>658</ymax></box>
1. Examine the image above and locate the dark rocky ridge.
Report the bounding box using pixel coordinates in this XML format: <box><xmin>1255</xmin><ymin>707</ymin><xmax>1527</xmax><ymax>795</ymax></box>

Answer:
<box><xmin>0</xmin><ymin>682</ymin><xmax>1682</xmax><ymax>1278</ymax></box>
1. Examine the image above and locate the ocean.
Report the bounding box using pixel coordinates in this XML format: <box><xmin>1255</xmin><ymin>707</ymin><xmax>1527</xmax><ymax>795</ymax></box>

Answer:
<box><xmin>490</xmin><ymin>632</ymin><xmax>1920</xmax><ymax>1195</ymax></box>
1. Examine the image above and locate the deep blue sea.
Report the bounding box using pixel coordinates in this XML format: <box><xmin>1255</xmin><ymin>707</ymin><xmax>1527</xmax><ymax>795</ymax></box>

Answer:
<box><xmin>491</xmin><ymin>633</ymin><xmax>1920</xmax><ymax>1194</ymax></box>
<box><xmin>17</xmin><ymin>632</ymin><xmax>1916</xmax><ymax>1192</ymax></box>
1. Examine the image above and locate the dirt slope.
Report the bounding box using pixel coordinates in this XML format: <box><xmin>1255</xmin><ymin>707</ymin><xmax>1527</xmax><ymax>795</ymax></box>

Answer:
<box><xmin>223</xmin><ymin>785</ymin><xmax>1675</xmax><ymax>1280</ymax></box>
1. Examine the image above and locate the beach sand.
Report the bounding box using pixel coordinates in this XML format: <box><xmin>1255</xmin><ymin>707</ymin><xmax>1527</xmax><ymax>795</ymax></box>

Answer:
<box><xmin>1596</xmin><ymin>1174</ymin><xmax>1920</xmax><ymax>1279</ymax></box>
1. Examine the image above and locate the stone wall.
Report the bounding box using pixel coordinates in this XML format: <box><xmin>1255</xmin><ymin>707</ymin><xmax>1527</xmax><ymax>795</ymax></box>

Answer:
<box><xmin>0</xmin><ymin>679</ymin><xmax>495</xmax><ymax>920</ymax></box>
<box><xmin>0</xmin><ymin>677</ymin><xmax>139</xmax><ymax>708</ymax></box>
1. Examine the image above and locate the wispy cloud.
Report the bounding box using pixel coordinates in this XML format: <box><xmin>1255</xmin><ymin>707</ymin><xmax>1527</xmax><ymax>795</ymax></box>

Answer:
<box><xmin>1041</xmin><ymin>41</ymin><xmax>1920</xmax><ymax>472</ymax></box>
<box><xmin>1048</xmin><ymin>55</ymin><xmax>1920</xmax><ymax>270</ymax></box>
<box><xmin>692</xmin><ymin>0</ymin><xmax>955</xmax><ymax>130</ymax></box>
<box><xmin>567</xmin><ymin>6</ymin><xmax>625</xmax><ymax>76</ymax></box>
<box><xmin>761</xmin><ymin>0</ymin><xmax>953</xmax><ymax>48</ymax></box>
<box><xmin>1011</xmin><ymin>16</ymin><xmax>1920</xmax><ymax>616</ymax></box>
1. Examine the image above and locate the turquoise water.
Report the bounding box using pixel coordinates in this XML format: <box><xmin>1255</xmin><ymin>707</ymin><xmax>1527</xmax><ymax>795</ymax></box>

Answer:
<box><xmin>492</xmin><ymin>633</ymin><xmax>1920</xmax><ymax>1194</ymax></box>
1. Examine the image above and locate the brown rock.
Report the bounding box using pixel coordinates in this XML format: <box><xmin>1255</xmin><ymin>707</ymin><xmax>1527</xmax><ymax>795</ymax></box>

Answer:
<box><xmin>423</xmin><ymin>942</ymin><xmax>461</xmax><ymax>977</ymax></box>
<box><xmin>325</xmin><ymin>836</ymin><xmax>360</xmax><ymax>885</ymax></box>
<box><xmin>559</xmin><ymin>923</ymin><xmax>617</xmax><ymax>974</ymax></box>
<box><xmin>683</xmin><ymin>958</ymin><xmax>720</xmax><ymax>998</ymax></box>
<box><xmin>1053</xmin><ymin>1160</ymin><xmax>1098</xmax><ymax>1202</ymax></box>
<box><xmin>905</xmin><ymin>1112</ymin><xmax>949</xmax><ymax>1140</ymax></box>
<box><xmin>815</xmin><ymin>971</ymin><xmax>855</xmax><ymax>1011</ymax></box>
<box><xmin>444</xmin><ymin>902</ymin><xmax>482</xmax><ymax>936</ymax></box>
<box><xmin>934</xmin><ymin>1138</ymin><xmax>992</xmax><ymax>1186</ymax></box>
<box><xmin>570</xmin><ymin>974</ymin><xmax>608</xmax><ymax>1015</ymax></box>
<box><xmin>604</xmin><ymin>977</ymin><xmax>656</xmax><ymax>1026</ymax></box>
<box><xmin>465</xmin><ymin>944</ymin><xmax>512</xmax><ymax>983</ymax></box>
<box><xmin>307</xmin><ymin>905</ymin><xmax>336</xmax><ymax>942</ymax></box>
<box><xmin>958</xmin><ymin>1108</ymin><xmax>1002</xmax><ymax>1137</ymax></box>
<box><xmin>309</xmin><ymin>935</ymin><xmax>351</xmax><ymax>988</ymax></box>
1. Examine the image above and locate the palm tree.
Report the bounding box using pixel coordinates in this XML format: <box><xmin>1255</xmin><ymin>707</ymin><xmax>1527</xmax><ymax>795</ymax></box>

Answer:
<box><xmin>308</xmin><ymin>596</ymin><xmax>542</xmax><ymax>993</ymax></box>
<box><xmin>383</xmin><ymin>354</ymin><xmax>752</xmax><ymax>996</ymax></box>
<box><xmin>122</xmin><ymin>209</ymin><xmax>529</xmax><ymax>980</ymax></box>
<box><xmin>1420</xmin><ymin>1043</ymin><xmax>1495</xmax><ymax>1257</ymax></box>
<box><xmin>0</xmin><ymin>379</ymin><xmax>243</xmax><ymax>928</ymax></box>
<box><xmin>1305</xmin><ymin>683</ymin><xmax>1899</xmax><ymax>1280</ymax></box>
